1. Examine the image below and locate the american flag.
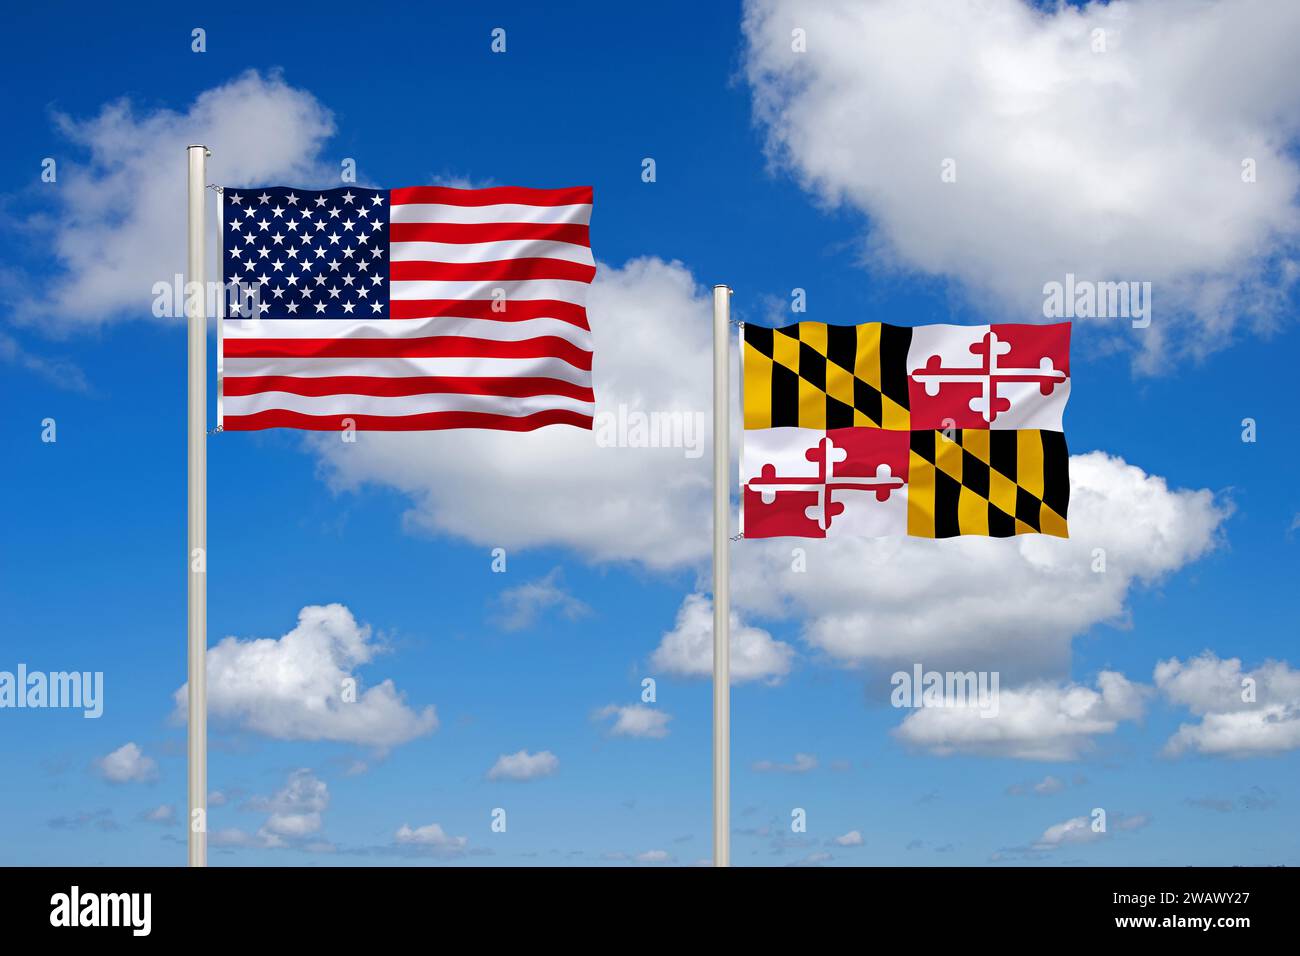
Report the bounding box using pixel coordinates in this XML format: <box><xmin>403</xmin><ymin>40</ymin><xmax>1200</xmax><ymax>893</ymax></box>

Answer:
<box><xmin>218</xmin><ymin>185</ymin><xmax>595</xmax><ymax>431</ymax></box>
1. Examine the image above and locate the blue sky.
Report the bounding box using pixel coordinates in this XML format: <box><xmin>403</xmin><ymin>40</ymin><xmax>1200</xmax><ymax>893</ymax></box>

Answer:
<box><xmin>2</xmin><ymin>0</ymin><xmax>1299</xmax><ymax>866</ymax></box>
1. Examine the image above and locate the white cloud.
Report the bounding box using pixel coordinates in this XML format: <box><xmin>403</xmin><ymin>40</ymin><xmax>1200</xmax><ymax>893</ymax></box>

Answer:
<box><xmin>651</xmin><ymin>592</ymin><xmax>795</xmax><ymax>685</ymax></box>
<box><xmin>743</xmin><ymin>0</ymin><xmax>1300</xmax><ymax>364</ymax></box>
<box><xmin>833</xmin><ymin>830</ymin><xmax>864</xmax><ymax>847</ymax></box>
<box><xmin>1034</xmin><ymin>775</ymin><xmax>1067</xmax><ymax>795</ymax></box>
<box><xmin>1032</xmin><ymin>811</ymin><xmax>1150</xmax><ymax>850</ymax></box>
<box><xmin>394</xmin><ymin>822</ymin><xmax>469</xmax><ymax>853</ymax></box>
<box><xmin>172</xmin><ymin>604</ymin><xmax>438</xmax><ymax>751</ymax></box>
<box><xmin>94</xmin><ymin>742</ymin><xmax>157</xmax><ymax>784</ymax></box>
<box><xmin>753</xmin><ymin>753</ymin><xmax>818</xmax><ymax>773</ymax></box>
<box><xmin>1156</xmin><ymin>652</ymin><xmax>1300</xmax><ymax>756</ymax></box>
<box><xmin>211</xmin><ymin>769</ymin><xmax>331</xmax><ymax>851</ymax></box>
<box><xmin>310</xmin><ymin>256</ymin><xmax>717</xmax><ymax>570</ymax></box>
<box><xmin>635</xmin><ymin>849</ymin><xmax>673</xmax><ymax>864</ymax></box>
<box><xmin>894</xmin><ymin>671</ymin><xmax>1149</xmax><ymax>760</ymax></box>
<box><xmin>251</xmin><ymin>769</ymin><xmax>329</xmax><ymax>842</ymax></box>
<box><xmin>487</xmin><ymin>749</ymin><xmax>559</xmax><ymax>782</ymax></box>
<box><xmin>141</xmin><ymin>804</ymin><xmax>175</xmax><ymax>825</ymax></box>
<box><xmin>594</xmin><ymin>704</ymin><xmax>672</xmax><ymax>739</ymax></box>
<box><xmin>12</xmin><ymin>70</ymin><xmax>335</xmax><ymax>332</ymax></box>
<box><xmin>732</xmin><ymin>452</ymin><xmax>1228</xmax><ymax>681</ymax></box>
<box><xmin>493</xmin><ymin>568</ymin><xmax>591</xmax><ymax>632</ymax></box>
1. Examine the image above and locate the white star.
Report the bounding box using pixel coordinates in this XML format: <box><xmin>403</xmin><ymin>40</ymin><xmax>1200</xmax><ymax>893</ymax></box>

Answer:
<box><xmin>257</xmin><ymin>246</ymin><xmax>270</xmax><ymax>259</ymax></box>
<box><xmin>315</xmin><ymin>195</ymin><xmax>328</xmax><ymax>207</ymax></box>
<box><xmin>271</xmin><ymin>286</ymin><xmax>285</xmax><ymax>298</ymax></box>
<box><xmin>370</xmin><ymin>301</ymin><xmax>384</xmax><ymax>313</ymax></box>
<box><xmin>315</xmin><ymin>302</ymin><xmax>327</xmax><ymax>314</ymax></box>
<box><xmin>271</xmin><ymin>259</ymin><xmax>285</xmax><ymax>272</ymax></box>
<box><xmin>370</xmin><ymin>219</ymin><xmax>383</xmax><ymax>231</ymax></box>
<box><xmin>356</xmin><ymin>286</ymin><xmax>369</xmax><ymax>298</ymax></box>
<box><xmin>328</xmin><ymin>286</ymin><xmax>341</xmax><ymax>299</ymax></box>
<box><xmin>271</xmin><ymin>232</ymin><xmax>284</xmax><ymax>245</ymax></box>
<box><xmin>229</xmin><ymin>247</ymin><xmax>242</xmax><ymax>258</ymax></box>
<box><xmin>286</xmin><ymin>301</ymin><xmax>299</xmax><ymax>314</ymax></box>
<box><xmin>286</xmin><ymin>274</ymin><xmax>299</xmax><ymax>286</ymax></box>
<box><xmin>371</xmin><ymin>274</ymin><xmax>383</xmax><ymax>285</ymax></box>
<box><xmin>342</xmin><ymin>247</ymin><xmax>355</xmax><ymax>259</ymax></box>
<box><xmin>271</xmin><ymin>205</ymin><xmax>285</xmax><ymax>218</ymax></box>
<box><xmin>286</xmin><ymin>193</ymin><xmax>299</xmax><ymax>205</ymax></box>
<box><xmin>371</xmin><ymin>194</ymin><xmax>384</xmax><ymax>206</ymax></box>
<box><xmin>256</xmin><ymin>273</ymin><xmax>270</xmax><ymax>285</ymax></box>
<box><xmin>328</xmin><ymin>260</ymin><xmax>341</xmax><ymax>272</ymax></box>
<box><xmin>257</xmin><ymin>219</ymin><xmax>270</xmax><ymax>232</ymax></box>
<box><xmin>342</xmin><ymin>191</ymin><xmax>355</xmax><ymax>204</ymax></box>
<box><xmin>341</xmin><ymin>301</ymin><xmax>355</xmax><ymax>314</ymax></box>
<box><xmin>342</xmin><ymin>219</ymin><xmax>355</xmax><ymax>232</ymax></box>
<box><xmin>229</xmin><ymin>193</ymin><xmax>244</xmax><ymax>204</ymax></box>
<box><xmin>286</xmin><ymin>247</ymin><xmax>299</xmax><ymax>259</ymax></box>
<box><xmin>342</xmin><ymin>274</ymin><xmax>355</xmax><ymax>286</ymax></box>
<box><xmin>357</xmin><ymin>259</ymin><xmax>371</xmax><ymax>272</ymax></box>
<box><xmin>371</xmin><ymin>247</ymin><xmax>384</xmax><ymax>258</ymax></box>
<box><xmin>286</xmin><ymin>219</ymin><xmax>299</xmax><ymax>232</ymax></box>
<box><xmin>257</xmin><ymin>192</ymin><xmax>271</xmax><ymax>204</ymax></box>
<box><xmin>327</xmin><ymin>232</ymin><xmax>341</xmax><ymax>245</ymax></box>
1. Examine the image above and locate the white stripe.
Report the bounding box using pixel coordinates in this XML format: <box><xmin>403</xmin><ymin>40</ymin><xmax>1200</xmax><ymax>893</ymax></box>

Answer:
<box><xmin>389</xmin><ymin>278</ymin><xmax>590</xmax><ymax>303</ymax></box>
<box><xmin>224</xmin><ymin>391</ymin><xmax>594</xmax><ymax>418</ymax></box>
<box><xmin>222</xmin><ymin>355</ymin><xmax>592</xmax><ymax>384</ymax></box>
<box><xmin>389</xmin><ymin>203</ymin><xmax>591</xmax><ymax>226</ymax></box>
<box><xmin>223</xmin><ymin>317</ymin><xmax>592</xmax><ymax>348</ymax></box>
<box><xmin>389</xmin><ymin>238</ymin><xmax>593</xmax><ymax>266</ymax></box>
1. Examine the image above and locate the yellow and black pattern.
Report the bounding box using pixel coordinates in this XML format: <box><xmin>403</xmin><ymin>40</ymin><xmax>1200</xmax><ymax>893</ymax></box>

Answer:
<box><xmin>908</xmin><ymin>429</ymin><xmax>1069</xmax><ymax>538</ymax></box>
<box><xmin>743</xmin><ymin>322</ymin><xmax>913</xmax><ymax>429</ymax></box>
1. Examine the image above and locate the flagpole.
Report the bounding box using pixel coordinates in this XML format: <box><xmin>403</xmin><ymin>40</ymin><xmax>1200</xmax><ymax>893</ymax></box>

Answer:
<box><xmin>712</xmin><ymin>283</ymin><xmax>732</xmax><ymax>867</ymax></box>
<box><xmin>186</xmin><ymin>144</ymin><xmax>209</xmax><ymax>868</ymax></box>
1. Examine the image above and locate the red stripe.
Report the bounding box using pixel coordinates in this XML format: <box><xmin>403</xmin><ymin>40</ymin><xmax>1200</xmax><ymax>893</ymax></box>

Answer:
<box><xmin>390</xmin><ymin>259</ymin><xmax>596</xmax><ymax>283</ymax></box>
<box><xmin>389</xmin><ymin>222</ymin><xmax>589</xmax><ymax>246</ymax></box>
<box><xmin>223</xmin><ymin>408</ymin><xmax>593</xmax><ymax>432</ymax></box>
<box><xmin>223</xmin><ymin>375</ymin><xmax>594</xmax><ymax>400</ymax></box>
<box><xmin>387</xmin><ymin>299</ymin><xmax>589</xmax><ymax>328</ymax></box>
<box><xmin>223</xmin><ymin>336</ymin><xmax>593</xmax><ymax>370</ymax></box>
<box><xmin>389</xmin><ymin>186</ymin><xmax>593</xmax><ymax>207</ymax></box>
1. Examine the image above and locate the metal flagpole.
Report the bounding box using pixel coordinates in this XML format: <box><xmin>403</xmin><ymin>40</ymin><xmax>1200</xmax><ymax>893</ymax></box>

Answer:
<box><xmin>712</xmin><ymin>284</ymin><xmax>732</xmax><ymax>867</ymax></box>
<box><xmin>186</xmin><ymin>144</ymin><xmax>209</xmax><ymax>868</ymax></box>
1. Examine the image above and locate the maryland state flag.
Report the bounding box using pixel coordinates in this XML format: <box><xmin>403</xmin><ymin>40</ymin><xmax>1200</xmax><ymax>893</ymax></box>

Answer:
<box><xmin>741</xmin><ymin>322</ymin><xmax>1070</xmax><ymax>539</ymax></box>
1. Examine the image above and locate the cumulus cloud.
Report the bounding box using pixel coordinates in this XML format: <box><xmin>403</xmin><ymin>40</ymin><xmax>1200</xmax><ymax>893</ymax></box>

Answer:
<box><xmin>311</xmin><ymin>256</ymin><xmax>717</xmax><ymax>569</ymax></box>
<box><xmin>213</xmin><ymin>769</ymin><xmax>332</xmax><ymax>851</ymax></box>
<box><xmin>894</xmin><ymin>671</ymin><xmax>1149</xmax><ymax>760</ymax></box>
<box><xmin>94</xmin><ymin>742</ymin><xmax>158</xmax><ymax>784</ymax></box>
<box><xmin>11</xmin><ymin>70</ymin><xmax>335</xmax><ymax>332</ymax></box>
<box><xmin>732</xmin><ymin>452</ymin><xmax>1228</xmax><ymax>682</ymax></box>
<box><xmin>743</xmin><ymin>0</ymin><xmax>1300</xmax><ymax>365</ymax></box>
<box><xmin>251</xmin><ymin>769</ymin><xmax>329</xmax><ymax>842</ymax></box>
<box><xmin>1032</xmin><ymin>811</ymin><xmax>1150</xmax><ymax>851</ymax></box>
<box><xmin>394</xmin><ymin>822</ymin><xmax>469</xmax><ymax>855</ymax></box>
<box><xmin>594</xmin><ymin>704</ymin><xmax>672</xmax><ymax>739</ymax></box>
<box><xmin>171</xmin><ymin>604</ymin><xmax>438</xmax><ymax>751</ymax></box>
<box><xmin>487</xmin><ymin>749</ymin><xmax>560</xmax><ymax>782</ymax></box>
<box><xmin>493</xmin><ymin>568</ymin><xmax>592</xmax><ymax>632</ymax></box>
<box><xmin>833</xmin><ymin>830</ymin><xmax>864</xmax><ymax>847</ymax></box>
<box><xmin>1156</xmin><ymin>652</ymin><xmax>1300</xmax><ymax>756</ymax></box>
<box><xmin>651</xmin><ymin>592</ymin><xmax>795</xmax><ymax>684</ymax></box>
